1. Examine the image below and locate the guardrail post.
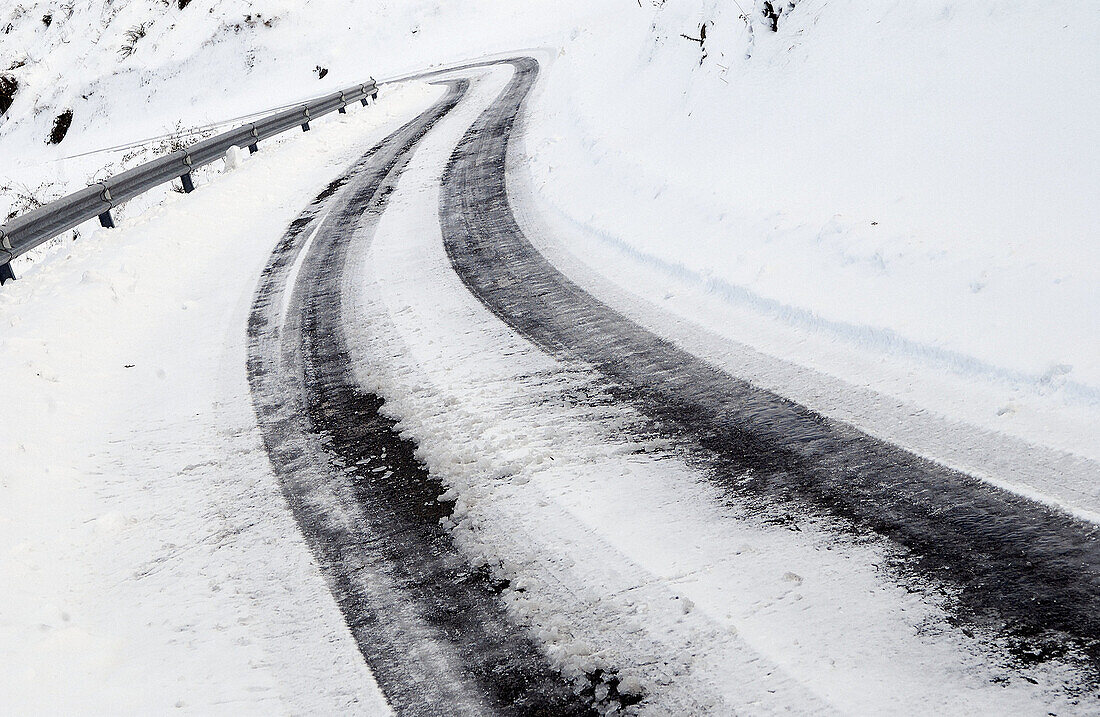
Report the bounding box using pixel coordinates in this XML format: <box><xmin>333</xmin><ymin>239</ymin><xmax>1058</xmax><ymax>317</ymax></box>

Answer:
<box><xmin>181</xmin><ymin>155</ymin><xmax>195</xmax><ymax>192</ymax></box>
<box><xmin>361</xmin><ymin>97</ymin><xmax>368</xmax><ymax>106</ymax></box>
<box><xmin>0</xmin><ymin>234</ymin><xmax>14</xmax><ymax>284</ymax></box>
<box><xmin>248</xmin><ymin>125</ymin><xmax>259</xmax><ymax>154</ymax></box>
<box><xmin>301</xmin><ymin>106</ymin><xmax>311</xmax><ymax>132</ymax></box>
<box><xmin>338</xmin><ymin>93</ymin><xmax>347</xmax><ymax>114</ymax></box>
<box><xmin>99</xmin><ymin>185</ymin><xmax>115</xmax><ymax>228</ymax></box>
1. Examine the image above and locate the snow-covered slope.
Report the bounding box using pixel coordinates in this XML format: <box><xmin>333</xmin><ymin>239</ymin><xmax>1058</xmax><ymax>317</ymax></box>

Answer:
<box><xmin>525</xmin><ymin>0</ymin><xmax>1100</xmax><ymax>462</ymax></box>
<box><xmin>0</xmin><ymin>0</ymin><xmax>608</xmax><ymax>219</ymax></box>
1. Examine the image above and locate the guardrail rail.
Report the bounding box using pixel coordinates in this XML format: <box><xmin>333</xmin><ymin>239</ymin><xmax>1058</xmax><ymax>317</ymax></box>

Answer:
<box><xmin>0</xmin><ymin>79</ymin><xmax>379</xmax><ymax>284</ymax></box>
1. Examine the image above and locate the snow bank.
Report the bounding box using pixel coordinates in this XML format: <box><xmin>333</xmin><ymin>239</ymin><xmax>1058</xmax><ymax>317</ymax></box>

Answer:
<box><xmin>526</xmin><ymin>0</ymin><xmax>1100</xmax><ymax>458</ymax></box>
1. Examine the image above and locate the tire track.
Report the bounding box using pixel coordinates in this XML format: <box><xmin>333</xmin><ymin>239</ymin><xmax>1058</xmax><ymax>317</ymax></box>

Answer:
<box><xmin>439</xmin><ymin>56</ymin><xmax>1100</xmax><ymax>675</ymax></box>
<box><xmin>247</xmin><ymin>76</ymin><xmax>594</xmax><ymax>715</ymax></box>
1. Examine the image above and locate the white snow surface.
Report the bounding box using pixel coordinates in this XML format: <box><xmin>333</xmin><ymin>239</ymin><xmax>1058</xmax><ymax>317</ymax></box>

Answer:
<box><xmin>1</xmin><ymin>0</ymin><xmax>1098</xmax><ymax>713</ymax></box>
<box><xmin>525</xmin><ymin>0</ymin><xmax>1100</xmax><ymax>464</ymax></box>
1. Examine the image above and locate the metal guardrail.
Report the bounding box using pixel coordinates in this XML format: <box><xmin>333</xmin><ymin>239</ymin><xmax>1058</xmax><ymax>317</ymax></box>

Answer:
<box><xmin>0</xmin><ymin>79</ymin><xmax>380</xmax><ymax>284</ymax></box>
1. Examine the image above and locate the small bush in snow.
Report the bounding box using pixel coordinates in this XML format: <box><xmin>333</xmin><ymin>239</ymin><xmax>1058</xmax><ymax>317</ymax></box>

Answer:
<box><xmin>48</xmin><ymin>110</ymin><xmax>73</xmax><ymax>144</ymax></box>
<box><xmin>762</xmin><ymin>2</ymin><xmax>779</xmax><ymax>31</ymax></box>
<box><xmin>118</xmin><ymin>23</ymin><xmax>148</xmax><ymax>58</ymax></box>
<box><xmin>0</xmin><ymin>74</ymin><xmax>17</xmax><ymax>114</ymax></box>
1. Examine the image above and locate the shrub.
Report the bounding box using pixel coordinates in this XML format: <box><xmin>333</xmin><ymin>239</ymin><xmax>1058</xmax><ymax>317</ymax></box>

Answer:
<box><xmin>48</xmin><ymin>110</ymin><xmax>73</xmax><ymax>144</ymax></box>
<box><xmin>1</xmin><ymin>182</ymin><xmax>49</xmax><ymax>220</ymax></box>
<box><xmin>0</xmin><ymin>74</ymin><xmax>17</xmax><ymax>114</ymax></box>
<box><xmin>118</xmin><ymin>23</ymin><xmax>148</xmax><ymax>58</ymax></box>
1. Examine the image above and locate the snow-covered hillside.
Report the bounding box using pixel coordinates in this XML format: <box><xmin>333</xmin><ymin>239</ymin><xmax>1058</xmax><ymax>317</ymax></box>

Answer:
<box><xmin>0</xmin><ymin>0</ymin><xmax>607</xmax><ymax>219</ymax></box>
<box><xmin>527</xmin><ymin>0</ymin><xmax>1100</xmax><ymax>462</ymax></box>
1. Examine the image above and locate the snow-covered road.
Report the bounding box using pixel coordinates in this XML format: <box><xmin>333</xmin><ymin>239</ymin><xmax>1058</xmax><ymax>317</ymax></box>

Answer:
<box><xmin>444</xmin><ymin>56</ymin><xmax>1100</xmax><ymax>657</ymax></box>
<box><xmin>3</xmin><ymin>53</ymin><xmax>1099</xmax><ymax>715</ymax></box>
<box><xmin>249</xmin><ymin>57</ymin><xmax>1099</xmax><ymax>713</ymax></box>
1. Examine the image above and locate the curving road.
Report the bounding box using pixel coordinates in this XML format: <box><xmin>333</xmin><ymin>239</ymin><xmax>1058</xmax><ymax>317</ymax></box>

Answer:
<box><xmin>440</xmin><ymin>59</ymin><xmax>1100</xmax><ymax>664</ymax></box>
<box><xmin>247</xmin><ymin>56</ymin><xmax>1100</xmax><ymax>713</ymax></box>
<box><xmin>247</xmin><ymin>75</ymin><xmax>598</xmax><ymax>715</ymax></box>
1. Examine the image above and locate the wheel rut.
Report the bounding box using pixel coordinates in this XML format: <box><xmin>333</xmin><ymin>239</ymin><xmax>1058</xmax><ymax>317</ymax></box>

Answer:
<box><xmin>438</xmin><ymin>55</ymin><xmax>1100</xmax><ymax>677</ymax></box>
<box><xmin>247</xmin><ymin>74</ymin><xmax>595</xmax><ymax>716</ymax></box>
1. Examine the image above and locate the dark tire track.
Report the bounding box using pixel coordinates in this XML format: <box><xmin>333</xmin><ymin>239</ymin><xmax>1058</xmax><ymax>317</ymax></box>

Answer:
<box><xmin>439</xmin><ymin>57</ymin><xmax>1100</xmax><ymax>673</ymax></box>
<box><xmin>247</xmin><ymin>76</ymin><xmax>594</xmax><ymax>715</ymax></box>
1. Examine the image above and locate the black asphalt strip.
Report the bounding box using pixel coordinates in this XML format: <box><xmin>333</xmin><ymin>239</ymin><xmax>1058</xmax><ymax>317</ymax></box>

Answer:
<box><xmin>247</xmin><ymin>75</ymin><xmax>596</xmax><ymax>715</ymax></box>
<box><xmin>439</xmin><ymin>56</ymin><xmax>1100</xmax><ymax>677</ymax></box>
